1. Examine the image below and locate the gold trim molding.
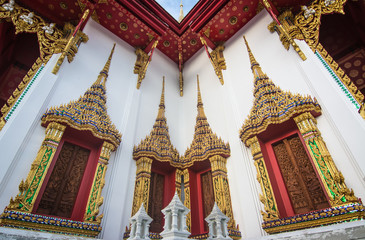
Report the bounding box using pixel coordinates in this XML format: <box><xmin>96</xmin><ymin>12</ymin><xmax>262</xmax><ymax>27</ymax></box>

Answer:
<box><xmin>267</xmin><ymin>0</ymin><xmax>365</xmax><ymax>118</ymax></box>
<box><xmin>246</xmin><ymin>136</ymin><xmax>279</xmax><ymax>222</ymax></box>
<box><xmin>84</xmin><ymin>141</ymin><xmax>115</xmax><ymax>224</ymax></box>
<box><xmin>6</xmin><ymin>122</ymin><xmax>66</xmax><ymax>212</ymax></box>
<box><xmin>0</xmin><ymin>0</ymin><xmax>88</xmax><ymax>130</ymax></box>
<box><xmin>200</xmin><ymin>37</ymin><xmax>227</xmax><ymax>85</ymax></box>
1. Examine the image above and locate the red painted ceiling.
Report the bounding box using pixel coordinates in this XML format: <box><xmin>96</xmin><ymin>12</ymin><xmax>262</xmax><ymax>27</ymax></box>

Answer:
<box><xmin>17</xmin><ymin>0</ymin><xmax>312</xmax><ymax>65</ymax></box>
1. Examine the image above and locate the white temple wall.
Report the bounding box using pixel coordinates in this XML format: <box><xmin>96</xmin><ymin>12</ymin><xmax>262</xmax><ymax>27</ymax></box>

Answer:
<box><xmin>0</xmin><ymin>10</ymin><xmax>365</xmax><ymax>240</ymax></box>
<box><xmin>0</xmin><ymin>54</ymin><xmax>61</xmax><ymax>211</ymax></box>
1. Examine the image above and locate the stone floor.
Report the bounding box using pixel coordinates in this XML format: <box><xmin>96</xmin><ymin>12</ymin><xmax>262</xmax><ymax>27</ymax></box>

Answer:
<box><xmin>256</xmin><ymin>220</ymin><xmax>365</xmax><ymax>240</ymax></box>
<box><xmin>1</xmin><ymin>220</ymin><xmax>365</xmax><ymax>239</ymax></box>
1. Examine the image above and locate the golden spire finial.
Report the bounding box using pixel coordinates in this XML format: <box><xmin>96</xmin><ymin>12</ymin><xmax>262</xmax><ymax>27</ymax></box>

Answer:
<box><xmin>99</xmin><ymin>43</ymin><xmax>116</xmax><ymax>83</ymax></box>
<box><xmin>243</xmin><ymin>36</ymin><xmax>265</xmax><ymax>79</ymax></box>
<box><xmin>243</xmin><ymin>36</ymin><xmax>259</xmax><ymax>70</ymax></box>
<box><xmin>102</xmin><ymin>43</ymin><xmax>116</xmax><ymax>74</ymax></box>
<box><xmin>197</xmin><ymin>75</ymin><xmax>206</xmax><ymax>118</ymax></box>
<box><xmin>158</xmin><ymin>76</ymin><xmax>165</xmax><ymax>118</ymax></box>
<box><xmin>179</xmin><ymin>0</ymin><xmax>184</xmax><ymax>22</ymax></box>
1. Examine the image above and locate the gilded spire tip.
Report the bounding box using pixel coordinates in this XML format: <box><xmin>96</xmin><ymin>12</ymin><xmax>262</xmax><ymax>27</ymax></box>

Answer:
<box><xmin>179</xmin><ymin>0</ymin><xmax>184</xmax><ymax>22</ymax></box>
<box><xmin>100</xmin><ymin>43</ymin><xmax>116</xmax><ymax>77</ymax></box>
<box><xmin>197</xmin><ymin>75</ymin><xmax>202</xmax><ymax>106</ymax></box>
<box><xmin>157</xmin><ymin>76</ymin><xmax>166</xmax><ymax>118</ymax></box>
<box><xmin>160</xmin><ymin>76</ymin><xmax>165</xmax><ymax>107</ymax></box>
<box><xmin>196</xmin><ymin>75</ymin><xmax>206</xmax><ymax>118</ymax></box>
<box><xmin>243</xmin><ymin>36</ymin><xmax>259</xmax><ymax>70</ymax></box>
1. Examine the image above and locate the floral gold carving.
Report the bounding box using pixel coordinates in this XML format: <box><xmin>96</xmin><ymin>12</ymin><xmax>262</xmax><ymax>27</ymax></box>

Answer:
<box><xmin>247</xmin><ymin>136</ymin><xmax>279</xmax><ymax>221</ymax></box>
<box><xmin>131</xmin><ymin>157</ymin><xmax>153</xmax><ymax>216</ymax></box>
<box><xmin>84</xmin><ymin>141</ymin><xmax>115</xmax><ymax>224</ymax></box>
<box><xmin>268</xmin><ymin>11</ymin><xmax>304</xmax><ymax>51</ymax></box>
<box><xmin>52</xmin><ymin>9</ymin><xmax>89</xmax><ymax>74</ymax></box>
<box><xmin>133</xmin><ymin>41</ymin><xmax>158</xmax><ymax>89</ymax></box>
<box><xmin>200</xmin><ymin>37</ymin><xmax>226</xmax><ymax>85</ymax></box>
<box><xmin>209</xmin><ymin>155</ymin><xmax>236</xmax><ymax>228</ymax></box>
<box><xmin>262</xmin><ymin>0</ymin><xmax>306</xmax><ymax>60</ymax></box>
<box><xmin>7</xmin><ymin>122</ymin><xmax>66</xmax><ymax>212</ymax></box>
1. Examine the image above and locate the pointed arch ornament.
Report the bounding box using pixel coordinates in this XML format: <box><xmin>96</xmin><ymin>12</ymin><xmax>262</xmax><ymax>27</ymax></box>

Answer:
<box><xmin>129</xmin><ymin>77</ymin><xmax>240</xmax><ymax>239</ymax></box>
<box><xmin>240</xmin><ymin>36</ymin><xmax>364</xmax><ymax>234</ymax></box>
<box><xmin>0</xmin><ymin>45</ymin><xmax>121</xmax><ymax>237</ymax></box>
<box><xmin>0</xmin><ymin>0</ymin><xmax>88</xmax><ymax>130</ymax></box>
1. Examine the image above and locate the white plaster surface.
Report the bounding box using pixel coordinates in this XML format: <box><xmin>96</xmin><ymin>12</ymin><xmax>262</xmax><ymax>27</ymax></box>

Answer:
<box><xmin>0</xmin><ymin>10</ymin><xmax>365</xmax><ymax>240</ymax></box>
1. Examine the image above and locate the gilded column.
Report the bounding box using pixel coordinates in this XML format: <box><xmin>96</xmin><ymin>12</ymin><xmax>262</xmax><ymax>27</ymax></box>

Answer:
<box><xmin>294</xmin><ymin>112</ymin><xmax>358</xmax><ymax>206</ymax></box>
<box><xmin>246</xmin><ymin>136</ymin><xmax>279</xmax><ymax>221</ymax></box>
<box><xmin>175</xmin><ymin>169</ymin><xmax>191</xmax><ymax>231</ymax></box>
<box><xmin>7</xmin><ymin>122</ymin><xmax>66</xmax><ymax>212</ymax></box>
<box><xmin>209</xmin><ymin>155</ymin><xmax>235</xmax><ymax>228</ymax></box>
<box><xmin>84</xmin><ymin>141</ymin><xmax>115</xmax><ymax>224</ymax></box>
<box><xmin>131</xmin><ymin>157</ymin><xmax>153</xmax><ymax>216</ymax></box>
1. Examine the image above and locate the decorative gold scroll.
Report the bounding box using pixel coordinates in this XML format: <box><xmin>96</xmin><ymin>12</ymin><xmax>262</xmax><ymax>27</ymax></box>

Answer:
<box><xmin>267</xmin><ymin>11</ymin><xmax>305</xmax><ymax>51</ymax></box>
<box><xmin>200</xmin><ymin>37</ymin><xmax>226</xmax><ymax>85</ymax></box>
<box><xmin>209</xmin><ymin>155</ymin><xmax>236</xmax><ymax>228</ymax></box>
<box><xmin>294</xmin><ymin>0</ymin><xmax>346</xmax><ymax>51</ymax></box>
<box><xmin>84</xmin><ymin>141</ymin><xmax>115</xmax><ymax>224</ymax></box>
<box><xmin>7</xmin><ymin>122</ymin><xmax>66</xmax><ymax>212</ymax></box>
<box><xmin>131</xmin><ymin>157</ymin><xmax>153</xmax><ymax>216</ymax></box>
<box><xmin>133</xmin><ymin>41</ymin><xmax>158</xmax><ymax>89</ymax></box>
<box><xmin>262</xmin><ymin>0</ymin><xmax>306</xmax><ymax>60</ymax></box>
<box><xmin>246</xmin><ymin>136</ymin><xmax>279</xmax><ymax>221</ymax></box>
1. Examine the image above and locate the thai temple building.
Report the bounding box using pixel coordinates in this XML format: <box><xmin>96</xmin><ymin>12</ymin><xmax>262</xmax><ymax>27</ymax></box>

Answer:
<box><xmin>0</xmin><ymin>0</ymin><xmax>365</xmax><ymax>239</ymax></box>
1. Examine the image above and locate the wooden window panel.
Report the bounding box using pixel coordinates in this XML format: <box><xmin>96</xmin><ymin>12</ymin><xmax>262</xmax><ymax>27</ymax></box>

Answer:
<box><xmin>36</xmin><ymin>142</ymin><xmax>90</xmax><ymax>218</ymax></box>
<box><xmin>272</xmin><ymin>135</ymin><xmax>329</xmax><ymax>215</ymax></box>
<box><xmin>200</xmin><ymin>170</ymin><xmax>214</xmax><ymax>232</ymax></box>
<box><xmin>148</xmin><ymin>172</ymin><xmax>165</xmax><ymax>233</ymax></box>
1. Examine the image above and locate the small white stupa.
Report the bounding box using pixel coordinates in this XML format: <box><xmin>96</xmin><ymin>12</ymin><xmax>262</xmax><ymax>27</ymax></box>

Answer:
<box><xmin>128</xmin><ymin>203</ymin><xmax>153</xmax><ymax>240</ymax></box>
<box><xmin>205</xmin><ymin>202</ymin><xmax>232</xmax><ymax>240</ymax></box>
<box><xmin>160</xmin><ymin>192</ymin><xmax>190</xmax><ymax>240</ymax></box>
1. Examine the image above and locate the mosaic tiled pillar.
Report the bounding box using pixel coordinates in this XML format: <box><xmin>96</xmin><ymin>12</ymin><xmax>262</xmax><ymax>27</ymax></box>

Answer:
<box><xmin>6</xmin><ymin>122</ymin><xmax>66</xmax><ymax>212</ymax></box>
<box><xmin>294</xmin><ymin>112</ymin><xmax>359</xmax><ymax>206</ymax></box>
<box><xmin>131</xmin><ymin>157</ymin><xmax>153</xmax><ymax>216</ymax></box>
<box><xmin>246</xmin><ymin>136</ymin><xmax>279</xmax><ymax>221</ymax></box>
<box><xmin>84</xmin><ymin>141</ymin><xmax>115</xmax><ymax>224</ymax></box>
<box><xmin>176</xmin><ymin>168</ymin><xmax>191</xmax><ymax>231</ymax></box>
<box><xmin>209</xmin><ymin>155</ymin><xmax>235</xmax><ymax>228</ymax></box>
